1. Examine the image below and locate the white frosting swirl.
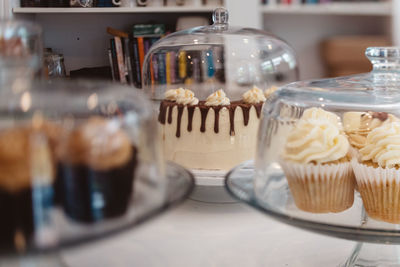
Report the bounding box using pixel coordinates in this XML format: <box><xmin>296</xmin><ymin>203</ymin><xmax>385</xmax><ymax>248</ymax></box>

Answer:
<box><xmin>205</xmin><ymin>89</ymin><xmax>230</xmax><ymax>106</ymax></box>
<box><xmin>301</xmin><ymin>107</ymin><xmax>342</xmax><ymax>129</ymax></box>
<box><xmin>284</xmin><ymin>108</ymin><xmax>349</xmax><ymax>164</ymax></box>
<box><xmin>242</xmin><ymin>87</ymin><xmax>266</xmax><ymax>104</ymax></box>
<box><xmin>264</xmin><ymin>86</ymin><xmax>278</xmax><ymax>99</ymax></box>
<box><xmin>175</xmin><ymin>89</ymin><xmax>199</xmax><ymax>105</ymax></box>
<box><xmin>164</xmin><ymin>88</ymin><xmax>199</xmax><ymax>105</ymax></box>
<box><xmin>164</xmin><ymin>88</ymin><xmax>185</xmax><ymax>101</ymax></box>
<box><xmin>360</xmin><ymin>121</ymin><xmax>400</xmax><ymax>168</ymax></box>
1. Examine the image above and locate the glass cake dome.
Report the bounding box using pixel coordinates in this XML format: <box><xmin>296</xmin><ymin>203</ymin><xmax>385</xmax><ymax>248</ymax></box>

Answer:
<box><xmin>142</xmin><ymin>8</ymin><xmax>298</xmax><ymax>174</ymax></box>
<box><xmin>0</xmin><ymin>78</ymin><xmax>195</xmax><ymax>257</ymax></box>
<box><xmin>225</xmin><ymin>47</ymin><xmax>400</xmax><ymax>266</ymax></box>
<box><xmin>0</xmin><ymin>20</ymin><xmax>194</xmax><ymax>258</ymax></box>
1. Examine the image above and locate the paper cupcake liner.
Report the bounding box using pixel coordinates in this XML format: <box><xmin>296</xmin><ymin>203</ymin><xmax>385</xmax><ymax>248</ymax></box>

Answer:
<box><xmin>280</xmin><ymin>160</ymin><xmax>355</xmax><ymax>213</ymax></box>
<box><xmin>352</xmin><ymin>160</ymin><xmax>400</xmax><ymax>224</ymax></box>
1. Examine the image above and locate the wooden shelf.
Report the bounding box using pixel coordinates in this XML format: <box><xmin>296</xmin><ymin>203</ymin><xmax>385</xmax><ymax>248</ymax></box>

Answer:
<box><xmin>13</xmin><ymin>6</ymin><xmax>219</xmax><ymax>14</ymax></box>
<box><xmin>261</xmin><ymin>2</ymin><xmax>391</xmax><ymax>16</ymax></box>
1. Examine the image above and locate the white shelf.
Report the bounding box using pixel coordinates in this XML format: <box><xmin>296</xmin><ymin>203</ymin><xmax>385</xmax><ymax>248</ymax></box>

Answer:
<box><xmin>13</xmin><ymin>6</ymin><xmax>219</xmax><ymax>14</ymax></box>
<box><xmin>261</xmin><ymin>2</ymin><xmax>391</xmax><ymax>16</ymax></box>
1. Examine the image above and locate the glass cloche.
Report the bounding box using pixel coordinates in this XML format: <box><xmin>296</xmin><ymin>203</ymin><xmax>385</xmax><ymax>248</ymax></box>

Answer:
<box><xmin>142</xmin><ymin>8</ymin><xmax>298</xmax><ymax>174</ymax></box>
<box><xmin>0</xmin><ymin>78</ymin><xmax>194</xmax><ymax>256</ymax></box>
<box><xmin>226</xmin><ymin>47</ymin><xmax>400</xmax><ymax>266</ymax></box>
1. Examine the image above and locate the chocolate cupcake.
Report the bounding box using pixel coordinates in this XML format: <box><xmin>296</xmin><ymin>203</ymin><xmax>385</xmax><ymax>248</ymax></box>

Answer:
<box><xmin>56</xmin><ymin>117</ymin><xmax>136</xmax><ymax>223</ymax></box>
<box><xmin>0</xmin><ymin>123</ymin><xmax>57</xmax><ymax>251</ymax></box>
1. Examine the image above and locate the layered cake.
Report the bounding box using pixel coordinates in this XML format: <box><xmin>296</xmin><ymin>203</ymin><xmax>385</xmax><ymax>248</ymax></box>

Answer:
<box><xmin>158</xmin><ymin>87</ymin><xmax>265</xmax><ymax>170</ymax></box>
<box><xmin>56</xmin><ymin>117</ymin><xmax>136</xmax><ymax>223</ymax></box>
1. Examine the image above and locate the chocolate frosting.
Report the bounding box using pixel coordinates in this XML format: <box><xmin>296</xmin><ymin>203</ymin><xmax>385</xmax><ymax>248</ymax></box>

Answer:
<box><xmin>159</xmin><ymin>100</ymin><xmax>263</xmax><ymax>138</ymax></box>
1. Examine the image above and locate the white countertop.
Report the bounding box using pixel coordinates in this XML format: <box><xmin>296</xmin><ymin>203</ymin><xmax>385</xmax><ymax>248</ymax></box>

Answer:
<box><xmin>61</xmin><ymin>198</ymin><xmax>356</xmax><ymax>267</ymax></box>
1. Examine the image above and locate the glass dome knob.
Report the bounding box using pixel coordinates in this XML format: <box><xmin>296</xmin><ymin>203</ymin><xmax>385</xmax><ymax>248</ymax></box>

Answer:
<box><xmin>212</xmin><ymin>7</ymin><xmax>229</xmax><ymax>25</ymax></box>
<box><xmin>366</xmin><ymin>47</ymin><xmax>400</xmax><ymax>72</ymax></box>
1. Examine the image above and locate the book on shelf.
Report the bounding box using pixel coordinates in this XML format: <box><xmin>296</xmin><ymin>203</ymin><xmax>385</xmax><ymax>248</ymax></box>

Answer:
<box><xmin>107</xmin><ymin>24</ymin><xmax>166</xmax><ymax>88</ymax></box>
<box><xmin>109</xmin><ymin>38</ymin><xmax>120</xmax><ymax>82</ymax></box>
<box><xmin>114</xmin><ymin>36</ymin><xmax>127</xmax><ymax>84</ymax></box>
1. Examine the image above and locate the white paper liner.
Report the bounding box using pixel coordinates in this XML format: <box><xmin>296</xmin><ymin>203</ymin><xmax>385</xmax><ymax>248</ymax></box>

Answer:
<box><xmin>280</xmin><ymin>160</ymin><xmax>355</xmax><ymax>213</ymax></box>
<box><xmin>351</xmin><ymin>160</ymin><xmax>400</xmax><ymax>223</ymax></box>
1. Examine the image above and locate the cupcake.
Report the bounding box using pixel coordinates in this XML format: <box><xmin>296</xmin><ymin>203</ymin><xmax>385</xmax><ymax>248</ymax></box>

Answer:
<box><xmin>280</xmin><ymin>107</ymin><xmax>355</xmax><ymax>213</ymax></box>
<box><xmin>56</xmin><ymin>117</ymin><xmax>136</xmax><ymax>223</ymax></box>
<box><xmin>0</xmin><ymin>122</ymin><xmax>57</xmax><ymax>251</ymax></box>
<box><xmin>352</xmin><ymin>121</ymin><xmax>400</xmax><ymax>223</ymax></box>
<box><xmin>343</xmin><ymin>111</ymin><xmax>399</xmax><ymax>150</ymax></box>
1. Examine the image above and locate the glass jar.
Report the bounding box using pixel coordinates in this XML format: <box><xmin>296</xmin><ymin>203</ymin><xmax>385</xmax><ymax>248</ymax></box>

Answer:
<box><xmin>0</xmin><ymin>20</ymin><xmax>43</xmax><ymax>85</ymax></box>
<box><xmin>44</xmin><ymin>52</ymin><xmax>66</xmax><ymax>78</ymax></box>
<box><xmin>142</xmin><ymin>8</ymin><xmax>298</xmax><ymax>172</ymax></box>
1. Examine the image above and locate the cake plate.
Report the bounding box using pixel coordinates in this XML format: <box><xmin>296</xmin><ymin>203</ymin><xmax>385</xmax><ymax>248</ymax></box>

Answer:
<box><xmin>190</xmin><ymin>169</ymin><xmax>236</xmax><ymax>203</ymax></box>
<box><xmin>0</xmin><ymin>162</ymin><xmax>194</xmax><ymax>266</ymax></box>
<box><xmin>225</xmin><ymin>161</ymin><xmax>400</xmax><ymax>267</ymax></box>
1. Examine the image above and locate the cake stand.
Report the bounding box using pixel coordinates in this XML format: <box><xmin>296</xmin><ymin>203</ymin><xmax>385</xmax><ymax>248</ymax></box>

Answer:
<box><xmin>0</xmin><ymin>162</ymin><xmax>194</xmax><ymax>266</ymax></box>
<box><xmin>225</xmin><ymin>161</ymin><xmax>400</xmax><ymax>267</ymax></box>
<box><xmin>190</xmin><ymin>169</ymin><xmax>236</xmax><ymax>203</ymax></box>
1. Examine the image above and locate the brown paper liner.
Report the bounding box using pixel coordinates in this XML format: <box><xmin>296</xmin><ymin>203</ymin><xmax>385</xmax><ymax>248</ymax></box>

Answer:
<box><xmin>281</xmin><ymin>160</ymin><xmax>355</xmax><ymax>213</ymax></box>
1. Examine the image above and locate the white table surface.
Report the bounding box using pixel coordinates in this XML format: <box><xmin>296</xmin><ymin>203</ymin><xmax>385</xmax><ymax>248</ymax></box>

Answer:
<box><xmin>61</xmin><ymin>198</ymin><xmax>357</xmax><ymax>267</ymax></box>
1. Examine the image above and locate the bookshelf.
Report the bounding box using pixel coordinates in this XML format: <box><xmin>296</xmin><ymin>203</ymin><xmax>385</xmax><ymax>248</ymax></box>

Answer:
<box><xmin>3</xmin><ymin>0</ymin><xmax>396</xmax><ymax>82</ymax></box>
<box><xmin>13</xmin><ymin>6</ymin><xmax>220</xmax><ymax>13</ymax></box>
<box><xmin>261</xmin><ymin>2</ymin><xmax>391</xmax><ymax>16</ymax></box>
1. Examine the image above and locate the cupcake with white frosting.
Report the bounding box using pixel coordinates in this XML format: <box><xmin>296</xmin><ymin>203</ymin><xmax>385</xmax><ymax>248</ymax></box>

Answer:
<box><xmin>280</xmin><ymin>107</ymin><xmax>355</xmax><ymax>213</ymax></box>
<box><xmin>352</xmin><ymin>121</ymin><xmax>400</xmax><ymax>223</ymax></box>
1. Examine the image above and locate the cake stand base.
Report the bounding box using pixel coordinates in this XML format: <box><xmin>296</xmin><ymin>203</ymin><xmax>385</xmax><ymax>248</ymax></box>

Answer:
<box><xmin>190</xmin><ymin>169</ymin><xmax>236</xmax><ymax>203</ymax></box>
<box><xmin>0</xmin><ymin>253</ymin><xmax>66</xmax><ymax>267</ymax></box>
<box><xmin>343</xmin><ymin>242</ymin><xmax>400</xmax><ymax>267</ymax></box>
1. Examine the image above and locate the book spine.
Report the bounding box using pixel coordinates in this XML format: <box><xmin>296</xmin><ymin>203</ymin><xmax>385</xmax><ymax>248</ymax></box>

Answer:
<box><xmin>137</xmin><ymin>37</ymin><xmax>145</xmax><ymax>72</ymax></box>
<box><xmin>123</xmin><ymin>37</ymin><xmax>134</xmax><ymax>86</ymax></box>
<box><xmin>152</xmin><ymin>55</ymin><xmax>159</xmax><ymax>83</ymax></box>
<box><xmin>169</xmin><ymin>51</ymin><xmax>176</xmax><ymax>84</ymax></box>
<box><xmin>158</xmin><ymin>53</ymin><xmax>166</xmax><ymax>84</ymax></box>
<box><xmin>178</xmin><ymin>51</ymin><xmax>187</xmax><ymax>81</ymax></box>
<box><xmin>114</xmin><ymin>36</ymin><xmax>127</xmax><ymax>84</ymax></box>
<box><xmin>149</xmin><ymin>54</ymin><xmax>155</xmax><ymax>85</ymax></box>
<box><xmin>166</xmin><ymin>52</ymin><xmax>171</xmax><ymax>85</ymax></box>
<box><xmin>108</xmin><ymin>48</ymin><xmax>116</xmax><ymax>82</ymax></box>
<box><xmin>206</xmin><ymin>50</ymin><xmax>215</xmax><ymax>78</ymax></box>
<box><xmin>144</xmin><ymin>38</ymin><xmax>151</xmax><ymax>55</ymax></box>
<box><xmin>110</xmin><ymin>38</ymin><xmax>120</xmax><ymax>81</ymax></box>
<box><xmin>132</xmin><ymin>38</ymin><xmax>142</xmax><ymax>88</ymax></box>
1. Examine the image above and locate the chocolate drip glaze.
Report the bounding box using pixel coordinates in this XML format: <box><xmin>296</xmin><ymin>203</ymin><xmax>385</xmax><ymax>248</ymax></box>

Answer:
<box><xmin>158</xmin><ymin>101</ymin><xmax>168</xmax><ymax>124</ymax></box>
<box><xmin>212</xmin><ymin>106</ymin><xmax>222</xmax><ymax>133</ymax></box>
<box><xmin>200</xmin><ymin>106</ymin><xmax>209</xmax><ymax>133</ymax></box>
<box><xmin>228</xmin><ymin>105</ymin><xmax>237</xmax><ymax>136</ymax></box>
<box><xmin>187</xmin><ymin>106</ymin><xmax>195</xmax><ymax>132</ymax></box>
<box><xmin>176</xmin><ymin>106</ymin><xmax>184</xmax><ymax>137</ymax></box>
<box><xmin>158</xmin><ymin>100</ymin><xmax>264</xmax><ymax>137</ymax></box>
<box><xmin>240</xmin><ymin>105</ymin><xmax>251</xmax><ymax>126</ymax></box>
<box><xmin>254</xmin><ymin>103</ymin><xmax>263</xmax><ymax>118</ymax></box>
<box><xmin>167</xmin><ymin>104</ymin><xmax>173</xmax><ymax>124</ymax></box>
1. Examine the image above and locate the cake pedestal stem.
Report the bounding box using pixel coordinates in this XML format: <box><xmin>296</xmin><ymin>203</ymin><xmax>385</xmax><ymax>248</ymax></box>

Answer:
<box><xmin>342</xmin><ymin>242</ymin><xmax>400</xmax><ymax>267</ymax></box>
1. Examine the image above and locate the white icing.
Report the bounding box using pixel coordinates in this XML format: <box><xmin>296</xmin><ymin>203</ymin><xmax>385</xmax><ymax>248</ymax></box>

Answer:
<box><xmin>205</xmin><ymin>89</ymin><xmax>230</xmax><ymax>106</ymax></box>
